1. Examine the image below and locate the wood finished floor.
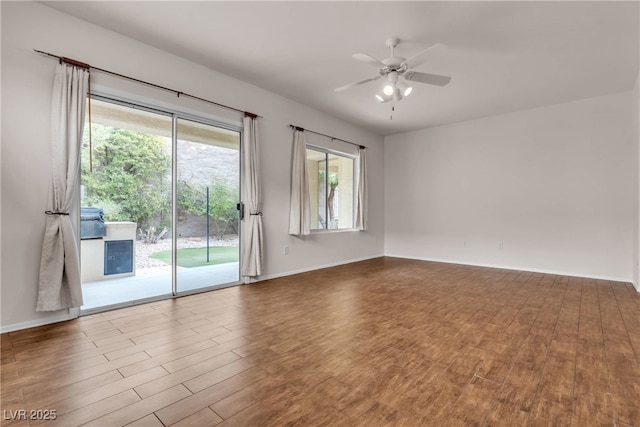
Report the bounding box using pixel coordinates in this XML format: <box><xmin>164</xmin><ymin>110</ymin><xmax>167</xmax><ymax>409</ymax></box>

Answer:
<box><xmin>2</xmin><ymin>257</ymin><xmax>640</xmax><ymax>426</ymax></box>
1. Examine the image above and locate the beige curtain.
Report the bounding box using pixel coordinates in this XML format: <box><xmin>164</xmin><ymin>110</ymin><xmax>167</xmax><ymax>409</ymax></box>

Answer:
<box><xmin>288</xmin><ymin>129</ymin><xmax>311</xmax><ymax>235</ymax></box>
<box><xmin>356</xmin><ymin>147</ymin><xmax>368</xmax><ymax>231</ymax></box>
<box><xmin>37</xmin><ymin>63</ymin><xmax>89</xmax><ymax>311</ymax></box>
<box><xmin>241</xmin><ymin>115</ymin><xmax>263</xmax><ymax>277</ymax></box>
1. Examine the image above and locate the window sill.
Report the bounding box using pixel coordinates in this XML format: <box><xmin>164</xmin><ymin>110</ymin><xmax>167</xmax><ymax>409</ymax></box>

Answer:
<box><xmin>310</xmin><ymin>228</ymin><xmax>359</xmax><ymax>234</ymax></box>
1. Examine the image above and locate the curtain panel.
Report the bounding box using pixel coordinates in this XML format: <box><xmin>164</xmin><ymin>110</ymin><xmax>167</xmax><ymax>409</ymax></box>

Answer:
<box><xmin>356</xmin><ymin>147</ymin><xmax>368</xmax><ymax>231</ymax></box>
<box><xmin>241</xmin><ymin>115</ymin><xmax>263</xmax><ymax>277</ymax></box>
<box><xmin>36</xmin><ymin>63</ymin><xmax>89</xmax><ymax>311</ymax></box>
<box><xmin>288</xmin><ymin>129</ymin><xmax>311</xmax><ymax>236</ymax></box>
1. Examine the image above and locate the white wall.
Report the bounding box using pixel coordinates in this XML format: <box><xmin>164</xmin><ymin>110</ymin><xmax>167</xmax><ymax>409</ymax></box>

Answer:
<box><xmin>634</xmin><ymin>72</ymin><xmax>640</xmax><ymax>290</ymax></box>
<box><xmin>0</xmin><ymin>2</ymin><xmax>384</xmax><ymax>331</ymax></box>
<box><xmin>385</xmin><ymin>92</ymin><xmax>635</xmax><ymax>282</ymax></box>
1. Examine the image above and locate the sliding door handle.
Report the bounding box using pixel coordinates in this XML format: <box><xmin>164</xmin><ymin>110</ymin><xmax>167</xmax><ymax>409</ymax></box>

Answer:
<box><xmin>237</xmin><ymin>202</ymin><xmax>245</xmax><ymax>220</ymax></box>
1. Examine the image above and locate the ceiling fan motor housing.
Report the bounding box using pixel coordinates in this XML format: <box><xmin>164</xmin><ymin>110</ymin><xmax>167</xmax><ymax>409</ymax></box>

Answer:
<box><xmin>381</xmin><ymin>57</ymin><xmax>406</xmax><ymax>71</ymax></box>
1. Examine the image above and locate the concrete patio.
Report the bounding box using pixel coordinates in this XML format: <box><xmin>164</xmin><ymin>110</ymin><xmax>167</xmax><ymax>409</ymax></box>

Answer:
<box><xmin>81</xmin><ymin>262</ymin><xmax>240</xmax><ymax>311</ymax></box>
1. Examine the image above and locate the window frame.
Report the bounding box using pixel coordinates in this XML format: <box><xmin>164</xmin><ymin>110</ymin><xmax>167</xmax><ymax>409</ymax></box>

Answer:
<box><xmin>306</xmin><ymin>143</ymin><xmax>358</xmax><ymax>233</ymax></box>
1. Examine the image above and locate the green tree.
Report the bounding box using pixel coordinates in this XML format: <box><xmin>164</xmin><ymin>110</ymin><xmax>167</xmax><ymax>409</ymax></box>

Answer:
<box><xmin>81</xmin><ymin>125</ymin><xmax>171</xmax><ymax>229</ymax></box>
<box><xmin>177</xmin><ymin>177</ymin><xmax>238</xmax><ymax>239</ymax></box>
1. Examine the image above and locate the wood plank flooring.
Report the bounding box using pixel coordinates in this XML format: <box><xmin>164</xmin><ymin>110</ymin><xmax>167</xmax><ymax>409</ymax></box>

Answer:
<box><xmin>2</xmin><ymin>257</ymin><xmax>639</xmax><ymax>426</ymax></box>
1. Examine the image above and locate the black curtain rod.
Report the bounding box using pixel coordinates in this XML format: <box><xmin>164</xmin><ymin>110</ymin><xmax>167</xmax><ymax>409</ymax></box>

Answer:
<box><xmin>34</xmin><ymin>49</ymin><xmax>261</xmax><ymax>119</ymax></box>
<box><xmin>289</xmin><ymin>124</ymin><xmax>366</xmax><ymax>149</ymax></box>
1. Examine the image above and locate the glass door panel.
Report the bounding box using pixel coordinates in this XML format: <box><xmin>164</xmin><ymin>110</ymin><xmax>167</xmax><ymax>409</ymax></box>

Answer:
<box><xmin>175</xmin><ymin>118</ymin><xmax>240</xmax><ymax>293</ymax></box>
<box><xmin>80</xmin><ymin>98</ymin><xmax>173</xmax><ymax>310</ymax></box>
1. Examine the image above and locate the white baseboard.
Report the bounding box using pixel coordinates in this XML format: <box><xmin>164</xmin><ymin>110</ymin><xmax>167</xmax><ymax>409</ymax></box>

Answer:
<box><xmin>254</xmin><ymin>253</ymin><xmax>385</xmax><ymax>282</ymax></box>
<box><xmin>1</xmin><ymin>310</ymin><xmax>77</xmax><ymax>334</ymax></box>
<box><xmin>384</xmin><ymin>253</ymin><xmax>634</xmax><ymax>284</ymax></box>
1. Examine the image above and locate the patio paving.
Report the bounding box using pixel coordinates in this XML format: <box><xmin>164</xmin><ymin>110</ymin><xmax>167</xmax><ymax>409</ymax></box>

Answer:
<box><xmin>81</xmin><ymin>262</ymin><xmax>240</xmax><ymax>311</ymax></box>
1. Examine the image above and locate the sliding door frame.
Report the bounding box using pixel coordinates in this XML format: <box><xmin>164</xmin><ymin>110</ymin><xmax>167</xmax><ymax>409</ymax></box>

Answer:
<box><xmin>173</xmin><ymin>114</ymin><xmax>243</xmax><ymax>297</ymax></box>
<box><xmin>79</xmin><ymin>93</ymin><xmax>243</xmax><ymax>314</ymax></box>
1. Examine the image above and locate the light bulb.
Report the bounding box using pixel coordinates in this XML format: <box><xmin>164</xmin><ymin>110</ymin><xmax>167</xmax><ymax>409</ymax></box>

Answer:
<box><xmin>397</xmin><ymin>82</ymin><xmax>413</xmax><ymax>97</ymax></box>
<box><xmin>376</xmin><ymin>92</ymin><xmax>392</xmax><ymax>103</ymax></box>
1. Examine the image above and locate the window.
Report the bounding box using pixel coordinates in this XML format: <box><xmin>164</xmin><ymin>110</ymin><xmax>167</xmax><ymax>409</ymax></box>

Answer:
<box><xmin>306</xmin><ymin>147</ymin><xmax>355</xmax><ymax>230</ymax></box>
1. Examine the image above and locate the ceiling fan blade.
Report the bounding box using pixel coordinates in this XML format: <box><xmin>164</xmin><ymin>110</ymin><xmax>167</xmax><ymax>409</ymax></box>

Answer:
<box><xmin>403</xmin><ymin>43</ymin><xmax>448</xmax><ymax>69</ymax></box>
<box><xmin>352</xmin><ymin>53</ymin><xmax>387</xmax><ymax>68</ymax></box>
<box><xmin>334</xmin><ymin>76</ymin><xmax>380</xmax><ymax>92</ymax></box>
<box><xmin>404</xmin><ymin>71</ymin><xmax>451</xmax><ymax>87</ymax></box>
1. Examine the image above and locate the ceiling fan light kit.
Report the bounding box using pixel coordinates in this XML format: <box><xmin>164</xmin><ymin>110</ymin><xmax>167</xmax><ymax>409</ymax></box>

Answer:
<box><xmin>336</xmin><ymin>37</ymin><xmax>451</xmax><ymax>113</ymax></box>
<box><xmin>375</xmin><ymin>93</ymin><xmax>387</xmax><ymax>102</ymax></box>
<box><xmin>398</xmin><ymin>82</ymin><xmax>413</xmax><ymax>97</ymax></box>
<box><xmin>393</xmin><ymin>87</ymin><xmax>403</xmax><ymax>101</ymax></box>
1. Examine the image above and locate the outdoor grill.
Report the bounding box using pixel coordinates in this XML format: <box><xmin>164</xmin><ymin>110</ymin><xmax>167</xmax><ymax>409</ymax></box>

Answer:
<box><xmin>80</xmin><ymin>207</ymin><xmax>107</xmax><ymax>240</ymax></box>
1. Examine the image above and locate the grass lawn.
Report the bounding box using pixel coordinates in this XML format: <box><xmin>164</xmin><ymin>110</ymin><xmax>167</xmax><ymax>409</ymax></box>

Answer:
<box><xmin>150</xmin><ymin>246</ymin><xmax>239</xmax><ymax>268</ymax></box>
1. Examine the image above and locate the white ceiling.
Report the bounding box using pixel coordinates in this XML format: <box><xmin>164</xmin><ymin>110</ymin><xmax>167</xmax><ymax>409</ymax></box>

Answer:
<box><xmin>42</xmin><ymin>1</ymin><xmax>639</xmax><ymax>136</ymax></box>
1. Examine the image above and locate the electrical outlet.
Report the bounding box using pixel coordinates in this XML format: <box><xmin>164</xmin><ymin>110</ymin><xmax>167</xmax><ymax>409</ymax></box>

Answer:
<box><xmin>283</xmin><ymin>245</ymin><xmax>289</xmax><ymax>255</ymax></box>
<box><xmin>498</xmin><ymin>242</ymin><xmax>503</xmax><ymax>250</ymax></box>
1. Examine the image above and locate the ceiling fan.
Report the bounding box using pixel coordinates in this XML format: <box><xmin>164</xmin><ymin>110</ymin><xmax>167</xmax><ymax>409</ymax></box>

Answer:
<box><xmin>335</xmin><ymin>37</ymin><xmax>451</xmax><ymax>103</ymax></box>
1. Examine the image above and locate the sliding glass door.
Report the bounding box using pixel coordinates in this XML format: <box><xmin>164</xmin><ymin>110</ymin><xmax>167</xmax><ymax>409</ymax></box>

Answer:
<box><xmin>80</xmin><ymin>97</ymin><xmax>241</xmax><ymax>312</ymax></box>
<box><xmin>175</xmin><ymin>118</ymin><xmax>240</xmax><ymax>293</ymax></box>
<box><xmin>79</xmin><ymin>98</ymin><xmax>173</xmax><ymax>310</ymax></box>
